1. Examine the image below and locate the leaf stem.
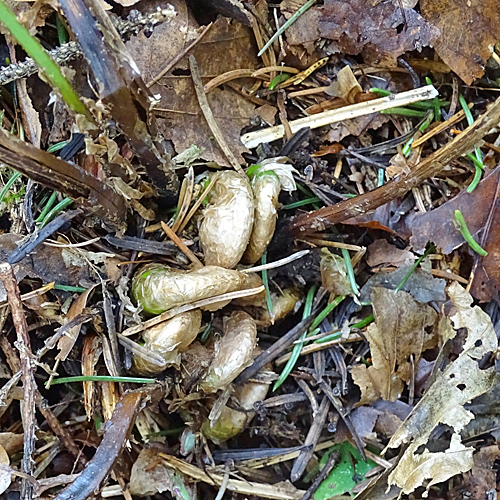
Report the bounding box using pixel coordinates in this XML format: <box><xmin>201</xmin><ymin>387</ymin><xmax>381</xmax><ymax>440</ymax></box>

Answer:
<box><xmin>454</xmin><ymin>209</ymin><xmax>488</xmax><ymax>256</ymax></box>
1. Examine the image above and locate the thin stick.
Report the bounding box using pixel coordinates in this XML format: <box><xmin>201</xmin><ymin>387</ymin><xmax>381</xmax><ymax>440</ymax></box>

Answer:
<box><xmin>241</xmin><ymin>250</ymin><xmax>310</xmax><ymax>273</ymax></box>
<box><xmin>147</xmin><ymin>22</ymin><xmax>213</xmax><ymax>87</ymax></box>
<box><xmin>289</xmin><ymin>93</ymin><xmax>500</xmax><ymax>236</ymax></box>
<box><xmin>121</xmin><ymin>286</ymin><xmax>265</xmax><ymax>337</ymax></box>
<box><xmin>160</xmin><ymin>221</ymin><xmax>204</xmax><ymax>268</ymax></box>
<box><xmin>299</xmin><ymin>450</ymin><xmax>339</xmax><ymax>500</ymax></box>
<box><xmin>189</xmin><ymin>55</ymin><xmax>244</xmax><ymax>174</ymax></box>
<box><xmin>0</xmin><ymin>262</ymin><xmax>36</xmax><ymax>500</ymax></box>
<box><xmin>176</xmin><ymin>174</ymin><xmax>218</xmax><ymax>234</ymax></box>
<box><xmin>411</xmin><ymin>107</ymin><xmax>469</xmax><ymax>148</ymax></box>
<box><xmin>241</xmin><ymin>85</ymin><xmax>438</xmax><ymax>148</ymax></box>
<box><xmin>302</xmin><ymin>238</ymin><xmax>363</xmax><ymax>252</ymax></box>
<box><xmin>160</xmin><ymin>454</ymin><xmax>305</xmax><ymax>500</ymax></box>
<box><xmin>276</xmin><ymin>334</ymin><xmax>363</xmax><ymax>365</ymax></box>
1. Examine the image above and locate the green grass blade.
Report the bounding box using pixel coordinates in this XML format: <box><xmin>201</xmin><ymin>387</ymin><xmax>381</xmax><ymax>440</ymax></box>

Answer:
<box><xmin>0</xmin><ymin>171</ymin><xmax>21</xmax><ymax>207</ymax></box>
<box><xmin>258</xmin><ymin>0</ymin><xmax>316</xmax><ymax>57</ymax></box>
<box><xmin>49</xmin><ymin>375</ymin><xmax>156</xmax><ymax>385</ymax></box>
<box><xmin>0</xmin><ymin>0</ymin><xmax>92</xmax><ymax>119</ymax></box>
<box><xmin>394</xmin><ymin>243</ymin><xmax>436</xmax><ymax>293</ymax></box>
<box><xmin>273</xmin><ymin>285</ymin><xmax>316</xmax><ymax>391</ymax></box>
<box><xmin>40</xmin><ymin>196</ymin><xmax>73</xmax><ymax>227</ymax></box>
<box><xmin>454</xmin><ymin>210</ymin><xmax>488</xmax><ymax>256</ymax></box>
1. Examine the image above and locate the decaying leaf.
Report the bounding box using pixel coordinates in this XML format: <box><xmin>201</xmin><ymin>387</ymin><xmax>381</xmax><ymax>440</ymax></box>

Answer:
<box><xmin>360</xmin><ymin>264</ymin><xmax>446</xmax><ymax>304</ymax></box>
<box><xmin>200</xmin><ymin>311</ymin><xmax>257</xmax><ymax>393</ymax></box>
<box><xmin>320</xmin><ymin>248</ymin><xmax>355</xmax><ymax>297</ymax></box>
<box><xmin>82</xmin><ymin>333</ymin><xmax>102</xmax><ymax>420</ymax></box>
<box><xmin>447</xmin><ymin>445</ymin><xmax>500</xmax><ymax>500</ymax></box>
<box><xmin>0</xmin><ymin>234</ymin><xmax>91</xmax><ymax>302</ymax></box>
<box><xmin>202</xmin><ymin>378</ymin><xmax>270</xmax><ymax>444</ymax></box>
<box><xmin>366</xmin><ymin>239</ymin><xmax>415</xmax><ymax>268</ymax></box>
<box><xmin>129</xmin><ymin>447</ymin><xmax>195</xmax><ymax>498</ymax></box>
<box><xmin>409</xmin><ymin>167</ymin><xmax>500</xmax><ymax>302</ymax></box>
<box><xmin>389</xmin><ymin>433</ymin><xmax>474</xmax><ymax>497</ymax></box>
<box><xmin>285</xmin><ymin>0</ymin><xmax>438</xmax><ymax>65</ymax></box>
<box><xmin>420</xmin><ymin>0</ymin><xmax>500</xmax><ymax>84</ymax></box>
<box><xmin>134</xmin><ymin>309</ymin><xmax>202</xmax><ymax>374</ymax></box>
<box><xmin>131</xmin><ymin>264</ymin><xmax>255</xmax><ymax>315</ymax></box>
<box><xmin>199</xmin><ymin>171</ymin><xmax>254</xmax><ymax>268</ymax></box>
<box><xmin>351</xmin><ymin>287</ymin><xmax>437</xmax><ymax>405</ymax></box>
<box><xmin>384</xmin><ymin>283</ymin><xmax>498</xmax><ymax>496</ymax></box>
<box><xmin>0</xmin><ymin>445</ymin><xmax>11</xmax><ymax>495</ymax></box>
<box><xmin>127</xmin><ymin>9</ymin><xmax>258</xmax><ymax>165</ymax></box>
<box><xmin>56</xmin><ymin>285</ymin><xmax>97</xmax><ymax>362</ymax></box>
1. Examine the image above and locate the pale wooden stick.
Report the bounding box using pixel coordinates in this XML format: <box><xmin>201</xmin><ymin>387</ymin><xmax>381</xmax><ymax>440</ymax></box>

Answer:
<box><xmin>160</xmin><ymin>221</ymin><xmax>203</xmax><ymax>268</ymax></box>
<box><xmin>121</xmin><ymin>286</ymin><xmax>265</xmax><ymax>337</ymax></box>
<box><xmin>241</xmin><ymin>85</ymin><xmax>438</xmax><ymax>148</ymax></box>
<box><xmin>411</xmin><ymin>106</ymin><xmax>470</xmax><ymax>148</ymax></box>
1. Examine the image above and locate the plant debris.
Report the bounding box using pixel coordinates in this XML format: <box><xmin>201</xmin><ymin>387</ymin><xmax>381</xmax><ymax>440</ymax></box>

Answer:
<box><xmin>1</xmin><ymin>0</ymin><xmax>500</xmax><ymax>499</ymax></box>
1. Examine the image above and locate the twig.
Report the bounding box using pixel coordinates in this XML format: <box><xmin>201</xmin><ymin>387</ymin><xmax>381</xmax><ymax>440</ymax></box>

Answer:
<box><xmin>175</xmin><ymin>174</ymin><xmax>218</xmax><ymax>234</ymax></box>
<box><xmin>291</xmin><ymin>396</ymin><xmax>330</xmax><ymax>482</ymax></box>
<box><xmin>299</xmin><ymin>451</ymin><xmax>339</xmax><ymax>500</ymax></box>
<box><xmin>0</xmin><ymin>9</ymin><xmax>176</xmax><ymax>86</ymax></box>
<box><xmin>160</xmin><ymin>221</ymin><xmax>203</xmax><ymax>268</ymax></box>
<box><xmin>0</xmin><ymin>262</ymin><xmax>36</xmax><ymax>500</ymax></box>
<box><xmin>147</xmin><ymin>22</ymin><xmax>213</xmax><ymax>87</ymax></box>
<box><xmin>288</xmin><ymin>93</ymin><xmax>500</xmax><ymax>236</ymax></box>
<box><xmin>189</xmin><ymin>55</ymin><xmax>244</xmax><ymax>174</ymax></box>
<box><xmin>7</xmin><ymin>209</ymin><xmax>82</xmax><ymax>264</ymax></box>
<box><xmin>171</xmin><ymin>167</ymin><xmax>194</xmax><ymax>234</ymax></box>
<box><xmin>411</xmin><ymin>106</ymin><xmax>469</xmax><ymax>148</ymax></box>
<box><xmin>160</xmin><ymin>454</ymin><xmax>305</xmax><ymax>500</ymax></box>
<box><xmin>319</xmin><ymin>380</ymin><xmax>365</xmax><ymax>459</ymax></box>
<box><xmin>241</xmin><ymin>85</ymin><xmax>438</xmax><ymax>148</ymax></box>
<box><xmin>121</xmin><ymin>286</ymin><xmax>265</xmax><ymax>337</ymax></box>
<box><xmin>241</xmin><ymin>250</ymin><xmax>310</xmax><ymax>273</ymax></box>
<box><xmin>235</xmin><ymin>314</ymin><xmax>316</xmax><ymax>385</ymax></box>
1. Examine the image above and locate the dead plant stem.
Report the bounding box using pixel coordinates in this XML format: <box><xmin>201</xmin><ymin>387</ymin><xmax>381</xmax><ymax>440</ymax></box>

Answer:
<box><xmin>0</xmin><ymin>262</ymin><xmax>36</xmax><ymax>500</ymax></box>
<box><xmin>189</xmin><ymin>55</ymin><xmax>244</xmax><ymax>174</ymax></box>
<box><xmin>289</xmin><ymin>95</ymin><xmax>500</xmax><ymax>235</ymax></box>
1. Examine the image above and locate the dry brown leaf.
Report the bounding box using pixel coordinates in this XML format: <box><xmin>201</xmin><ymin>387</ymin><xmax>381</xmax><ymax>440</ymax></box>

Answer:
<box><xmin>389</xmin><ymin>433</ymin><xmax>474</xmax><ymax>497</ymax></box>
<box><xmin>325</xmin><ymin>113</ymin><xmax>390</xmax><ymax>143</ymax></box>
<box><xmin>130</xmin><ymin>447</ymin><xmax>195</xmax><ymax>497</ymax></box>
<box><xmin>351</xmin><ymin>287</ymin><xmax>437</xmax><ymax>405</ymax></box>
<box><xmin>56</xmin><ymin>285</ymin><xmax>97</xmax><ymax>362</ymax></box>
<box><xmin>366</xmin><ymin>240</ymin><xmax>415</xmax><ymax>268</ymax></box>
<box><xmin>286</xmin><ymin>0</ymin><xmax>438</xmax><ymax>65</ymax></box>
<box><xmin>420</xmin><ymin>0</ymin><xmax>500</xmax><ymax>84</ymax></box>
<box><xmin>127</xmin><ymin>5</ymin><xmax>258</xmax><ymax>166</ymax></box>
<box><xmin>448</xmin><ymin>445</ymin><xmax>500</xmax><ymax>500</ymax></box>
<box><xmin>384</xmin><ymin>283</ymin><xmax>498</xmax><ymax>496</ymax></box>
<box><xmin>0</xmin><ymin>234</ymin><xmax>91</xmax><ymax>302</ymax></box>
<box><xmin>327</xmin><ymin>65</ymin><xmax>362</xmax><ymax>104</ymax></box>
<box><xmin>0</xmin><ymin>433</ymin><xmax>23</xmax><ymax>456</ymax></box>
<box><xmin>0</xmin><ymin>444</ymin><xmax>10</xmax><ymax>495</ymax></box>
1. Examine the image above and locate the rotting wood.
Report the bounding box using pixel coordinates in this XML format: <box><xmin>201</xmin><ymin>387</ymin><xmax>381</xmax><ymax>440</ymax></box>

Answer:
<box><xmin>288</xmin><ymin>95</ymin><xmax>500</xmax><ymax>236</ymax></box>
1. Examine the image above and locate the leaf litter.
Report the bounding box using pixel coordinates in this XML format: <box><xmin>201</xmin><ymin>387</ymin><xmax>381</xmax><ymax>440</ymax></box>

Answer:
<box><xmin>0</xmin><ymin>0</ymin><xmax>500</xmax><ymax>499</ymax></box>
